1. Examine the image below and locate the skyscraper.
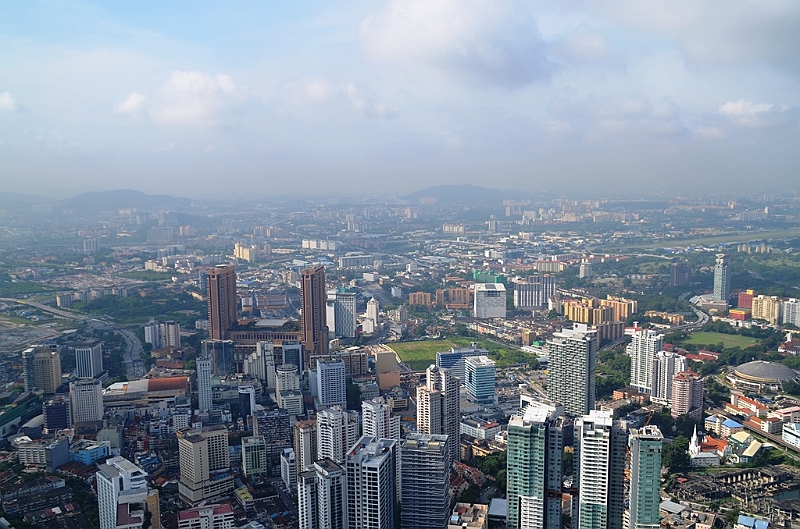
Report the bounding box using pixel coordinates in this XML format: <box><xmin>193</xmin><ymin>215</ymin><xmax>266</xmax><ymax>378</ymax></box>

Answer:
<box><xmin>513</xmin><ymin>275</ymin><xmax>556</xmax><ymax>309</ymax></box>
<box><xmin>301</xmin><ymin>265</ymin><xmax>329</xmax><ymax>369</ymax></box>
<box><xmin>242</xmin><ymin>341</ymin><xmax>276</xmax><ymax>390</ymax></box>
<box><xmin>671</xmin><ymin>371</ymin><xmax>703</xmax><ymax>419</ymax></box>
<box><xmin>366</xmin><ymin>297</ymin><xmax>380</xmax><ymax>325</ymax></box>
<box><xmin>97</xmin><ymin>456</ymin><xmax>150</xmax><ymax>529</ymax></box>
<box><xmin>253</xmin><ymin>409</ymin><xmax>292</xmax><ymax>474</ymax></box>
<box><xmin>417</xmin><ymin>365</ymin><xmax>460</xmax><ymax>467</ymax></box>
<box><xmin>547</xmin><ymin>324</ymin><xmax>597</xmax><ymax>417</ymax></box>
<box><xmin>713</xmin><ymin>254</ymin><xmax>730</xmax><ymax>302</ymax></box>
<box><xmin>362</xmin><ymin>397</ymin><xmax>400</xmax><ymax>440</ymax></box>
<box><xmin>651</xmin><ymin>351</ymin><xmax>687</xmax><ymax>406</ymax></box>
<box><xmin>627</xmin><ymin>329</ymin><xmax>664</xmax><ymax>395</ymax></box>
<box><xmin>298</xmin><ymin>459</ymin><xmax>347</xmax><ymax>529</ymax></box>
<box><xmin>400</xmin><ymin>433</ymin><xmax>451</xmax><ymax>529</ymax></box>
<box><xmin>294</xmin><ymin>419</ymin><xmax>318</xmax><ymax>472</ymax></box>
<box><xmin>196</xmin><ymin>357</ymin><xmax>212</xmax><ymax>413</ymax></box>
<box><xmin>346</xmin><ymin>436</ymin><xmax>398</xmax><ymax>529</ymax></box>
<box><xmin>316</xmin><ymin>405</ymin><xmax>359</xmax><ymax>464</ymax></box>
<box><xmin>334</xmin><ymin>291</ymin><xmax>357</xmax><ymax>338</ymax></box>
<box><xmin>177</xmin><ymin>425</ymin><xmax>233</xmax><ymax>505</ymax></box>
<box><xmin>573</xmin><ymin>410</ymin><xmax>627</xmax><ymax>529</ymax></box>
<box><xmin>507</xmin><ymin>400</ymin><xmax>565</xmax><ymax>529</ymax></box>
<box><xmin>75</xmin><ymin>341</ymin><xmax>103</xmax><ymax>378</ymax></box>
<box><xmin>627</xmin><ymin>426</ymin><xmax>663</xmax><ymax>529</ymax></box>
<box><xmin>207</xmin><ymin>264</ymin><xmax>237</xmax><ymax>340</ymax></box>
<box><xmin>70</xmin><ymin>378</ymin><xmax>103</xmax><ymax>424</ymax></box>
<box><xmin>24</xmin><ymin>346</ymin><xmax>62</xmax><ymax>393</ymax></box>
<box><xmin>669</xmin><ymin>262</ymin><xmax>690</xmax><ymax>288</ymax></box>
<box><xmin>464</xmin><ymin>355</ymin><xmax>496</xmax><ymax>406</ymax></box>
<box><xmin>315</xmin><ymin>359</ymin><xmax>347</xmax><ymax>408</ymax></box>
<box><xmin>242</xmin><ymin>435</ymin><xmax>268</xmax><ymax>477</ymax></box>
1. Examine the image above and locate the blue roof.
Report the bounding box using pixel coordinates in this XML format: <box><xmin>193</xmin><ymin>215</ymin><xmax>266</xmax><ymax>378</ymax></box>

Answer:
<box><xmin>706</xmin><ymin>416</ymin><xmax>720</xmax><ymax>423</ymax></box>
<box><xmin>738</xmin><ymin>515</ymin><xmax>756</xmax><ymax>528</ymax></box>
<box><xmin>755</xmin><ymin>521</ymin><xmax>769</xmax><ymax>529</ymax></box>
<box><xmin>723</xmin><ymin>419</ymin><xmax>743</xmax><ymax>428</ymax></box>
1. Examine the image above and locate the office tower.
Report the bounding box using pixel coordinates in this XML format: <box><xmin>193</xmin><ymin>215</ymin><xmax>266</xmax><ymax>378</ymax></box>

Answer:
<box><xmin>253</xmin><ymin>408</ymin><xmax>291</xmax><ymax>474</ymax></box>
<box><xmin>177</xmin><ymin>425</ymin><xmax>233</xmax><ymax>505</ymax></box>
<box><xmin>651</xmin><ymin>351</ymin><xmax>687</xmax><ymax>406</ymax></box>
<box><xmin>159</xmin><ymin>320</ymin><xmax>181</xmax><ymax>348</ymax></box>
<box><xmin>97</xmin><ymin>456</ymin><xmax>150</xmax><ymax>529</ymax></box>
<box><xmin>75</xmin><ymin>341</ymin><xmax>103</xmax><ymax>378</ymax></box>
<box><xmin>473</xmin><ymin>283</ymin><xmax>507</xmax><ymax>319</ymax></box>
<box><xmin>627</xmin><ymin>426</ymin><xmax>663</xmax><ymax>529</ymax></box>
<box><xmin>203</xmin><ymin>339</ymin><xmax>236</xmax><ymax>377</ymax></box>
<box><xmin>547</xmin><ymin>324</ymin><xmax>597</xmax><ymax>417</ymax></box>
<box><xmin>334</xmin><ymin>292</ymin><xmax>357</xmax><ymax>338</ymax></box>
<box><xmin>197</xmin><ymin>357</ymin><xmax>213</xmax><ymax>413</ymax></box>
<box><xmin>669</xmin><ymin>262</ymin><xmax>690</xmax><ymax>287</ymax></box>
<box><xmin>783</xmin><ymin>298</ymin><xmax>800</xmax><ymax>327</ymax></box>
<box><xmin>281</xmin><ymin>448</ymin><xmax>297</xmax><ymax>492</ymax></box>
<box><xmin>574</xmin><ymin>410</ymin><xmax>627</xmax><ymax>529</ymax></box>
<box><xmin>713</xmin><ymin>254</ymin><xmax>730</xmax><ymax>302</ymax></box>
<box><xmin>207</xmin><ymin>264</ymin><xmax>237</xmax><ymax>340</ymax></box>
<box><xmin>238</xmin><ymin>385</ymin><xmax>256</xmax><ymax>417</ymax></box>
<box><xmin>244</xmin><ymin>341</ymin><xmax>276</xmax><ymax>389</ymax></box>
<box><xmin>70</xmin><ymin>378</ymin><xmax>103</xmax><ymax>424</ymax></box>
<box><xmin>282</xmin><ymin>341</ymin><xmax>303</xmax><ymax>370</ymax></box>
<box><xmin>24</xmin><ymin>346</ymin><xmax>62</xmax><ymax>393</ymax></box>
<box><xmin>436</xmin><ymin>347</ymin><xmax>485</xmax><ymax>383</ymax></box>
<box><xmin>400</xmin><ymin>433</ymin><xmax>451</xmax><ymax>529</ymax></box>
<box><xmin>514</xmin><ymin>275</ymin><xmax>556</xmax><ymax>309</ymax></box>
<box><xmin>242</xmin><ymin>435</ymin><xmax>268</xmax><ymax>476</ymax></box>
<box><xmin>507</xmin><ymin>400</ymin><xmax>565</xmax><ymax>529</ymax></box>
<box><xmin>362</xmin><ymin>397</ymin><xmax>400</xmax><ymax>440</ymax></box>
<box><xmin>275</xmin><ymin>363</ymin><xmax>304</xmax><ymax>415</ymax></box>
<box><xmin>417</xmin><ymin>365</ymin><xmax>460</xmax><ymax>467</ymax></box>
<box><xmin>43</xmin><ymin>397</ymin><xmax>71</xmax><ymax>433</ymax></box>
<box><xmin>627</xmin><ymin>329</ymin><xmax>664</xmax><ymax>395</ymax></box>
<box><xmin>316</xmin><ymin>359</ymin><xmax>347</xmax><ymax>408</ymax></box>
<box><xmin>317</xmin><ymin>405</ymin><xmax>359</xmax><ymax>464</ymax></box>
<box><xmin>301</xmin><ymin>265</ymin><xmax>329</xmax><ymax>369</ymax></box>
<box><xmin>294</xmin><ymin>419</ymin><xmax>318</xmax><ymax>472</ymax></box>
<box><xmin>671</xmin><ymin>371</ymin><xmax>703</xmax><ymax>419</ymax></box>
<box><xmin>464</xmin><ymin>355</ymin><xmax>497</xmax><ymax>406</ymax></box>
<box><xmin>346</xmin><ymin>436</ymin><xmax>397</xmax><ymax>529</ymax></box>
<box><xmin>752</xmin><ymin>295</ymin><xmax>782</xmax><ymax>325</ymax></box>
<box><xmin>298</xmin><ymin>459</ymin><xmax>347</xmax><ymax>529</ymax></box>
<box><xmin>367</xmin><ymin>297</ymin><xmax>380</xmax><ymax>324</ymax></box>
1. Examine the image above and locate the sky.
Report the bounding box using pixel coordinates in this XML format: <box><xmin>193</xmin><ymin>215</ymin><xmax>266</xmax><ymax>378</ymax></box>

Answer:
<box><xmin>1</xmin><ymin>0</ymin><xmax>799</xmax><ymax>199</ymax></box>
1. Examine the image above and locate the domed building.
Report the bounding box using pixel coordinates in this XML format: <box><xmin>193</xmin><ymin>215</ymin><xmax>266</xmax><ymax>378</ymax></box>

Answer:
<box><xmin>728</xmin><ymin>360</ymin><xmax>799</xmax><ymax>392</ymax></box>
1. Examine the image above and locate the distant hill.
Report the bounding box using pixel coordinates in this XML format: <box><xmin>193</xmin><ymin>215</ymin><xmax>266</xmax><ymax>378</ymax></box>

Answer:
<box><xmin>58</xmin><ymin>189</ymin><xmax>191</xmax><ymax>213</ymax></box>
<box><xmin>0</xmin><ymin>192</ymin><xmax>52</xmax><ymax>210</ymax></box>
<box><xmin>403</xmin><ymin>184</ymin><xmax>533</xmax><ymax>205</ymax></box>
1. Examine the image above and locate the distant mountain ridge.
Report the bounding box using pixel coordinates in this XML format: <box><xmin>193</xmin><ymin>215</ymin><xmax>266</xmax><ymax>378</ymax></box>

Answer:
<box><xmin>403</xmin><ymin>184</ymin><xmax>533</xmax><ymax>205</ymax></box>
<box><xmin>57</xmin><ymin>189</ymin><xmax>191</xmax><ymax>212</ymax></box>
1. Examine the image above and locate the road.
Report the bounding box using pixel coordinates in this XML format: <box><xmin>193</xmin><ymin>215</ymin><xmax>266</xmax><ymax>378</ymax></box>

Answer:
<box><xmin>116</xmin><ymin>327</ymin><xmax>146</xmax><ymax>379</ymax></box>
<box><xmin>0</xmin><ymin>297</ymin><xmax>82</xmax><ymax>320</ymax></box>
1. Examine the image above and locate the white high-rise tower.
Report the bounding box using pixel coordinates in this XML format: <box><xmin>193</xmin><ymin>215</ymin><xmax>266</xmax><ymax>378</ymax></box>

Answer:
<box><xmin>627</xmin><ymin>328</ymin><xmax>663</xmax><ymax>395</ymax></box>
<box><xmin>197</xmin><ymin>357</ymin><xmax>212</xmax><ymax>413</ymax></box>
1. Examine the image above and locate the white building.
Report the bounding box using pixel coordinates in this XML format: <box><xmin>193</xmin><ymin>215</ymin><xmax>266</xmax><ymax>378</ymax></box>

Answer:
<box><xmin>362</xmin><ymin>397</ymin><xmax>400</xmax><ymax>440</ymax></box>
<box><xmin>513</xmin><ymin>275</ymin><xmax>555</xmax><ymax>309</ymax></box>
<box><xmin>280</xmin><ymin>448</ymin><xmax>296</xmax><ymax>492</ymax></box>
<box><xmin>177</xmin><ymin>504</ymin><xmax>234</xmax><ymax>529</ymax></box>
<box><xmin>345</xmin><ymin>436</ymin><xmax>397</xmax><ymax>529</ymax></box>
<box><xmin>782</xmin><ymin>299</ymin><xmax>800</xmax><ymax>327</ymax></box>
<box><xmin>464</xmin><ymin>355</ymin><xmax>496</xmax><ymax>406</ymax></box>
<box><xmin>334</xmin><ymin>292</ymin><xmax>357</xmax><ymax>338</ymax></box>
<box><xmin>70</xmin><ymin>378</ymin><xmax>104</xmax><ymax>424</ymax></box>
<box><xmin>546</xmin><ymin>324</ymin><xmax>597</xmax><ymax>417</ymax></box>
<box><xmin>276</xmin><ymin>364</ymin><xmax>304</xmax><ymax>416</ymax></box>
<box><xmin>627</xmin><ymin>329</ymin><xmax>664</xmax><ymax>395</ymax></box>
<box><xmin>97</xmin><ymin>456</ymin><xmax>150</xmax><ymax>529</ymax></box>
<box><xmin>316</xmin><ymin>359</ymin><xmax>346</xmax><ymax>408</ymax></box>
<box><xmin>197</xmin><ymin>358</ymin><xmax>213</xmax><ymax>414</ymax></box>
<box><xmin>316</xmin><ymin>406</ymin><xmax>359</xmax><ymax>464</ymax></box>
<box><xmin>243</xmin><ymin>341</ymin><xmax>276</xmax><ymax>391</ymax></box>
<box><xmin>298</xmin><ymin>459</ymin><xmax>347</xmax><ymax>529</ymax></box>
<box><xmin>75</xmin><ymin>341</ymin><xmax>103</xmax><ymax>378</ymax></box>
<box><xmin>652</xmin><ymin>351</ymin><xmax>688</xmax><ymax>406</ymax></box>
<box><xmin>417</xmin><ymin>365</ymin><xmax>460</xmax><ymax>467</ymax></box>
<box><xmin>366</xmin><ymin>297</ymin><xmax>380</xmax><ymax>324</ymax></box>
<box><xmin>473</xmin><ymin>283</ymin><xmax>507</xmax><ymax>319</ymax></box>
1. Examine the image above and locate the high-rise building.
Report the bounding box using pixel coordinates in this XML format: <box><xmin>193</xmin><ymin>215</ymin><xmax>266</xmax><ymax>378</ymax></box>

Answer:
<box><xmin>362</xmin><ymin>397</ymin><xmax>400</xmax><ymax>440</ymax></box>
<box><xmin>513</xmin><ymin>275</ymin><xmax>556</xmax><ymax>309</ymax></box>
<box><xmin>282</xmin><ymin>341</ymin><xmax>303</xmax><ymax>369</ymax></box>
<box><xmin>473</xmin><ymin>283</ymin><xmax>507</xmax><ymax>319</ymax></box>
<box><xmin>243</xmin><ymin>341</ymin><xmax>276</xmax><ymax>390</ymax></box>
<box><xmin>669</xmin><ymin>262</ymin><xmax>690</xmax><ymax>288</ymax></box>
<box><xmin>713</xmin><ymin>254</ymin><xmax>730</xmax><ymax>302</ymax></box>
<box><xmin>627</xmin><ymin>426</ymin><xmax>663</xmax><ymax>529</ymax></box>
<box><xmin>23</xmin><ymin>346</ymin><xmax>62</xmax><ymax>393</ymax></box>
<box><xmin>75</xmin><ymin>341</ymin><xmax>103</xmax><ymax>378</ymax></box>
<box><xmin>627</xmin><ymin>329</ymin><xmax>664</xmax><ymax>395</ymax></box>
<box><xmin>253</xmin><ymin>409</ymin><xmax>292</xmax><ymax>474</ymax></box>
<box><xmin>783</xmin><ymin>298</ymin><xmax>800</xmax><ymax>327</ymax></box>
<box><xmin>547</xmin><ymin>324</ymin><xmax>597</xmax><ymax>417</ymax></box>
<box><xmin>345</xmin><ymin>436</ymin><xmax>398</xmax><ymax>529</ymax></box>
<box><xmin>97</xmin><ymin>456</ymin><xmax>150</xmax><ymax>529</ymax></box>
<box><xmin>367</xmin><ymin>297</ymin><xmax>380</xmax><ymax>325</ymax></box>
<box><xmin>177</xmin><ymin>425</ymin><xmax>233</xmax><ymax>505</ymax></box>
<box><xmin>464</xmin><ymin>355</ymin><xmax>496</xmax><ymax>406</ymax></box>
<box><xmin>238</xmin><ymin>385</ymin><xmax>256</xmax><ymax>417</ymax></box>
<box><xmin>70</xmin><ymin>378</ymin><xmax>103</xmax><ymax>424</ymax></box>
<box><xmin>417</xmin><ymin>365</ymin><xmax>460</xmax><ymax>467</ymax></box>
<box><xmin>207</xmin><ymin>264</ymin><xmax>238</xmax><ymax>340</ymax></box>
<box><xmin>197</xmin><ymin>357</ymin><xmax>213</xmax><ymax>413</ymax></box>
<box><xmin>275</xmin><ymin>363</ymin><xmax>304</xmax><ymax>415</ymax></box>
<box><xmin>43</xmin><ymin>397</ymin><xmax>70</xmax><ymax>433</ymax></box>
<box><xmin>507</xmin><ymin>400</ymin><xmax>565</xmax><ymax>529</ymax></box>
<box><xmin>671</xmin><ymin>371</ymin><xmax>703</xmax><ymax>419</ymax></box>
<box><xmin>315</xmin><ymin>359</ymin><xmax>347</xmax><ymax>408</ymax></box>
<box><xmin>301</xmin><ymin>265</ymin><xmax>329</xmax><ymax>369</ymax></box>
<box><xmin>294</xmin><ymin>419</ymin><xmax>318</xmax><ymax>472</ymax></box>
<box><xmin>203</xmin><ymin>339</ymin><xmax>236</xmax><ymax>377</ymax></box>
<box><xmin>573</xmin><ymin>410</ymin><xmax>626</xmax><ymax>529</ymax></box>
<box><xmin>400</xmin><ymin>433</ymin><xmax>451</xmax><ymax>529</ymax></box>
<box><xmin>242</xmin><ymin>435</ymin><xmax>268</xmax><ymax>477</ymax></box>
<box><xmin>752</xmin><ymin>295</ymin><xmax>781</xmax><ymax>325</ymax></box>
<box><xmin>298</xmin><ymin>459</ymin><xmax>347</xmax><ymax>529</ymax></box>
<box><xmin>317</xmin><ymin>405</ymin><xmax>359</xmax><ymax>464</ymax></box>
<box><xmin>334</xmin><ymin>292</ymin><xmax>357</xmax><ymax>338</ymax></box>
<box><xmin>280</xmin><ymin>448</ymin><xmax>296</xmax><ymax>494</ymax></box>
<box><xmin>651</xmin><ymin>351</ymin><xmax>687</xmax><ymax>406</ymax></box>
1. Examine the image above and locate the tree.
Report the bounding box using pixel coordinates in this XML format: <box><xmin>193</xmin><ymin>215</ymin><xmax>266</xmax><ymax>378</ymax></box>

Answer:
<box><xmin>662</xmin><ymin>436</ymin><xmax>690</xmax><ymax>472</ymax></box>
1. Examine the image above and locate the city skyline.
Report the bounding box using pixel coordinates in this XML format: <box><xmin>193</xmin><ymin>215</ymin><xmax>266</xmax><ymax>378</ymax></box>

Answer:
<box><xmin>2</xmin><ymin>1</ymin><xmax>799</xmax><ymax>198</ymax></box>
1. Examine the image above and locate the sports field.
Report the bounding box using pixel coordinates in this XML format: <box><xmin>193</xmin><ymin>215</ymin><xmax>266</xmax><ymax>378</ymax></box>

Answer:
<box><xmin>387</xmin><ymin>337</ymin><xmax>534</xmax><ymax>371</ymax></box>
<box><xmin>682</xmin><ymin>331</ymin><xmax>759</xmax><ymax>349</ymax></box>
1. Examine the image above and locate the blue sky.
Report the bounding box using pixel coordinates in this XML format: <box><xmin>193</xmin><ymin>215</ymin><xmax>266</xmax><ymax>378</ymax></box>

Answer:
<box><xmin>1</xmin><ymin>0</ymin><xmax>799</xmax><ymax>198</ymax></box>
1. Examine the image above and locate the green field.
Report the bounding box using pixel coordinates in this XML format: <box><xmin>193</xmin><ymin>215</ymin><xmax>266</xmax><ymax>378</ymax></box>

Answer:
<box><xmin>683</xmin><ymin>331</ymin><xmax>759</xmax><ymax>349</ymax></box>
<box><xmin>388</xmin><ymin>337</ymin><xmax>534</xmax><ymax>371</ymax></box>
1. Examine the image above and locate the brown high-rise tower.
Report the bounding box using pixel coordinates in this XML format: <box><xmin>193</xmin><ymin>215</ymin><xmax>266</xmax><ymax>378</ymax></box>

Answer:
<box><xmin>300</xmin><ymin>265</ymin><xmax>328</xmax><ymax>369</ymax></box>
<box><xmin>207</xmin><ymin>264</ymin><xmax>238</xmax><ymax>340</ymax></box>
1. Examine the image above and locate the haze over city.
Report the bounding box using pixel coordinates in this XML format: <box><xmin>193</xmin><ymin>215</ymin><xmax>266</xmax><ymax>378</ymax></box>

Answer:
<box><xmin>2</xmin><ymin>1</ymin><xmax>800</xmax><ymax>199</ymax></box>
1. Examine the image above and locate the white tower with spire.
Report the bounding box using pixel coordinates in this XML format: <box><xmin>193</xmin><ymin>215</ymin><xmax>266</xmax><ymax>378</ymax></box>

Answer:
<box><xmin>689</xmin><ymin>425</ymin><xmax>701</xmax><ymax>456</ymax></box>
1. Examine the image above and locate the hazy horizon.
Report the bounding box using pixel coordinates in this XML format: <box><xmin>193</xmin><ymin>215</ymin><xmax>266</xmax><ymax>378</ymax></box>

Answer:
<box><xmin>2</xmin><ymin>1</ymin><xmax>799</xmax><ymax>199</ymax></box>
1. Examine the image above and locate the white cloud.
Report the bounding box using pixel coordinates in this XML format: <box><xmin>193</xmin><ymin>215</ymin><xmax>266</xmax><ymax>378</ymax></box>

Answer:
<box><xmin>359</xmin><ymin>0</ymin><xmax>550</xmax><ymax>87</ymax></box>
<box><xmin>283</xmin><ymin>76</ymin><xmax>334</xmax><ymax>105</ymax></box>
<box><xmin>692</xmin><ymin>126</ymin><xmax>727</xmax><ymax>141</ymax></box>
<box><xmin>151</xmin><ymin>71</ymin><xmax>246</xmax><ymax>126</ymax></box>
<box><xmin>718</xmin><ymin>99</ymin><xmax>795</xmax><ymax>128</ymax></box>
<box><xmin>0</xmin><ymin>92</ymin><xmax>17</xmax><ymax>113</ymax></box>
<box><xmin>343</xmin><ymin>83</ymin><xmax>397</xmax><ymax>119</ymax></box>
<box><xmin>113</xmin><ymin>92</ymin><xmax>145</xmax><ymax>115</ymax></box>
